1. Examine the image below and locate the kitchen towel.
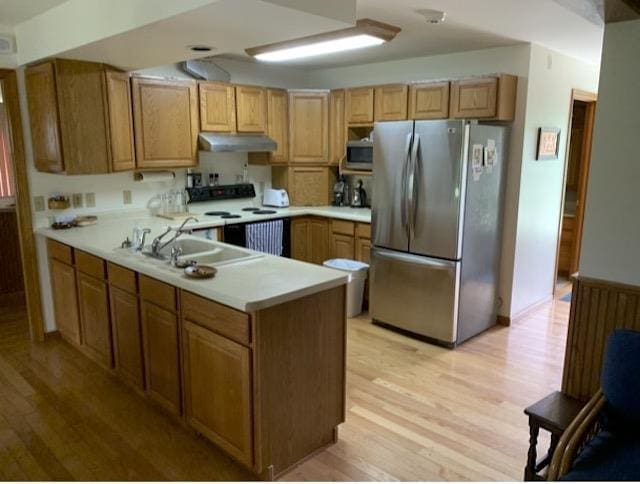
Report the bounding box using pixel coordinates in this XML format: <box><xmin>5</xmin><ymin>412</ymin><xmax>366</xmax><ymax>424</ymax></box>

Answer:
<box><xmin>246</xmin><ymin>220</ymin><xmax>283</xmax><ymax>256</ymax></box>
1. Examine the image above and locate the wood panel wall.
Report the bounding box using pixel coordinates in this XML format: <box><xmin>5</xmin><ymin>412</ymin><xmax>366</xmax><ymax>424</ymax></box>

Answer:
<box><xmin>562</xmin><ymin>276</ymin><xmax>640</xmax><ymax>400</ymax></box>
<box><xmin>0</xmin><ymin>210</ymin><xmax>24</xmax><ymax>306</ymax></box>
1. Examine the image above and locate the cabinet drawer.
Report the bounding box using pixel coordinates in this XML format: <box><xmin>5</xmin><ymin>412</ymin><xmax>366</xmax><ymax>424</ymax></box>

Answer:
<box><xmin>355</xmin><ymin>223</ymin><xmax>371</xmax><ymax>239</ymax></box>
<box><xmin>47</xmin><ymin>239</ymin><xmax>74</xmax><ymax>265</ymax></box>
<box><xmin>331</xmin><ymin>219</ymin><xmax>355</xmax><ymax>236</ymax></box>
<box><xmin>75</xmin><ymin>250</ymin><xmax>106</xmax><ymax>279</ymax></box>
<box><xmin>181</xmin><ymin>291</ymin><xmax>250</xmax><ymax>346</ymax></box>
<box><xmin>108</xmin><ymin>262</ymin><xmax>137</xmax><ymax>294</ymax></box>
<box><xmin>140</xmin><ymin>275</ymin><xmax>176</xmax><ymax>312</ymax></box>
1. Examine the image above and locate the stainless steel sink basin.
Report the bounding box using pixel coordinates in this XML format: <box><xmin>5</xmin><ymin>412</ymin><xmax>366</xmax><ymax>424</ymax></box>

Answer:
<box><xmin>190</xmin><ymin>245</ymin><xmax>260</xmax><ymax>266</ymax></box>
<box><xmin>144</xmin><ymin>238</ymin><xmax>219</xmax><ymax>258</ymax></box>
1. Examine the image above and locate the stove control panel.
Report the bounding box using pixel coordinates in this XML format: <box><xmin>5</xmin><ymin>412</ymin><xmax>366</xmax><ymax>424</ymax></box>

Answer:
<box><xmin>187</xmin><ymin>183</ymin><xmax>256</xmax><ymax>203</ymax></box>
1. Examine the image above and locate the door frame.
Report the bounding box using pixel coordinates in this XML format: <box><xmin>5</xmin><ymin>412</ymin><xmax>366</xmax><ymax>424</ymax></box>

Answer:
<box><xmin>0</xmin><ymin>69</ymin><xmax>45</xmax><ymax>341</ymax></box>
<box><xmin>553</xmin><ymin>88</ymin><xmax>597</xmax><ymax>294</ymax></box>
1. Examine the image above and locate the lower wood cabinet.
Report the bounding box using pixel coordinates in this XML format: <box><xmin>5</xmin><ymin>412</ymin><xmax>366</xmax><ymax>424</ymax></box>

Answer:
<box><xmin>355</xmin><ymin>236</ymin><xmax>372</xmax><ymax>264</ymax></box>
<box><xmin>49</xmin><ymin>258</ymin><xmax>81</xmax><ymax>344</ymax></box>
<box><xmin>291</xmin><ymin>217</ymin><xmax>330</xmax><ymax>264</ymax></box>
<box><xmin>331</xmin><ymin>233</ymin><xmax>355</xmax><ymax>259</ymax></box>
<box><xmin>182</xmin><ymin>320</ymin><xmax>253</xmax><ymax>466</ymax></box>
<box><xmin>77</xmin><ymin>271</ymin><xmax>113</xmax><ymax>368</ymax></box>
<box><xmin>110</xmin><ymin>286</ymin><xmax>144</xmax><ymax>389</ymax></box>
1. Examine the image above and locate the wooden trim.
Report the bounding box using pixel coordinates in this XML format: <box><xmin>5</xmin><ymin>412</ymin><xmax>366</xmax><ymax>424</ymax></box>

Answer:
<box><xmin>0</xmin><ymin>69</ymin><xmax>44</xmax><ymax>342</ymax></box>
<box><xmin>496</xmin><ymin>315</ymin><xmax>510</xmax><ymax>326</ymax></box>
<box><xmin>0</xmin><ymin>291</ymin><xmax>25</xmax><ymax>307</ymax></box>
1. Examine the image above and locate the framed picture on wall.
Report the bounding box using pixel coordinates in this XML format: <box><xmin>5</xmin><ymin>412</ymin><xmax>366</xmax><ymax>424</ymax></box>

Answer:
<box><xmin>536</xmin><ymin>127</ymin><xmax>561</xmax><ymax>160</ymax></box>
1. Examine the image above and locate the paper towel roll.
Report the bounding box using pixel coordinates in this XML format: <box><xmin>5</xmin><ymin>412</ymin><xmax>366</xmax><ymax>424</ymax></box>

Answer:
<box><xmin>134</xmin><ymin>171</ymin><xmax>175</xmax><ymax>183</ymax></box>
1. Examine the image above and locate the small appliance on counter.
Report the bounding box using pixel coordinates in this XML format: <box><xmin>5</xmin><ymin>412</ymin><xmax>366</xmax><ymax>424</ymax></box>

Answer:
<box><xmin>350</xmin><ymin>179</ymin><xmax>367</xmax><ymax>208</ymax></box>
<box><xmin>263</xmin><ymin>188</ymin><xmax>290</xmax><ymax>208</ymax></box>
<box><xmin>332</xmin><ymin>175</ymin><xmax>350</xmax><ymax>207</ymax></box>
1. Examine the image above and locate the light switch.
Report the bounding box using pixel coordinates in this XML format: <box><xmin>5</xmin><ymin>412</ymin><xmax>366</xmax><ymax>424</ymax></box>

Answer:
<box><xmin>85</xmin><ymin>193</ymin><xmax>96</xmax><ymax>207</ymax></box>
<box><xmin>72</xmin><ymin>193</ymin><xmax>83</xmax><ymax>208</ymax></box>
<box><xmin>34</xmin><ymin>196</ymin><xmax>45</xmax><ymax>212</ymax></box>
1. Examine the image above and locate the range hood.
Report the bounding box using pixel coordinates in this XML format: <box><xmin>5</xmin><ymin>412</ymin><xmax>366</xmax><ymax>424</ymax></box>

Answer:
<box><xmin>198</xmin><ymin>133</ymin><xmax>277</xmax><ymax>153</ymax></box>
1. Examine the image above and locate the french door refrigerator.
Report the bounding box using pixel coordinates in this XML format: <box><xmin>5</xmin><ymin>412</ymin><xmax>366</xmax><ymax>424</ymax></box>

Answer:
<box><xmin>370</xmin><ymin>120</ymin><xmax>509</xmax><ymax>347</ymax></box>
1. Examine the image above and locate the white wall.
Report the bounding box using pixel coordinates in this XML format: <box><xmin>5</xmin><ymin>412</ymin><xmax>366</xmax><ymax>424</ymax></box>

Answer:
<box><xmin>580</xmin><ymin>19</ymin><xmax>640</xmax><ymax>285</ymax></box>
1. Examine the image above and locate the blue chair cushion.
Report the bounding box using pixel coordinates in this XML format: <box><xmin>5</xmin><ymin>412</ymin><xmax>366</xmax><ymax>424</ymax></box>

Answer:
<box><xmin>601</xmin><ymin>330</ymin><xmax>640</xmax><ymax>427</ymax></box>
<box><xmin>562</xmin><ymin>429</ymin><xmax>640</xmax><ymax>481</ymax></box>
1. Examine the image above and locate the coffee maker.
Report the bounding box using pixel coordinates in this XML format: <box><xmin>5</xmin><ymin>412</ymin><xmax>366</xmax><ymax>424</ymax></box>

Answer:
<box><xmin>351</xmin><ymin>179</ymin><xmax>367</xmax><ymax>208</ymax></box>
<box><xmin>332</xmin><ymin>175</ymin><xmax>350</xmax><ymax>207</ymax></box>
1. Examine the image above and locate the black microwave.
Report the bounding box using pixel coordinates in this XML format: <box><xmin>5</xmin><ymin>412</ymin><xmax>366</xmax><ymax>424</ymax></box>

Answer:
<box><xmin>346</xmin><ymin>140</ymin><xmax>373</xmax><ymax>170</ymax></box>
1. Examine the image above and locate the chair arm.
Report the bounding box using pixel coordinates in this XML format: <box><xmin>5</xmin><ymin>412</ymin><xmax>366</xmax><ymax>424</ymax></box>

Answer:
<box><xmin>548</xmin><ymin>389</ymin><xmax>607</xmax><ymax>480</ymax></box>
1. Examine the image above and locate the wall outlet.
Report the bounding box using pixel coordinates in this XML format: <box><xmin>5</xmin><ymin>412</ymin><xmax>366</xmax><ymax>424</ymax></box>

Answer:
<box><xmin>123</xmin><ymin>190</ymin><xmax>132</xmax><ymax>205</ymax></box>
<box><xmin>72</xmin><ymin>193</ymin><xmax>83</xmax><ymax>208</ymax></box>
<box><xmin>85</xmin><ymin>192</ymin><xmax>96</xmax><ymax>207</ymax></box>
<box><xmin>34</xmin><ymin>196</ymin><xmax>45</xmax><ymax>212</ymax></box>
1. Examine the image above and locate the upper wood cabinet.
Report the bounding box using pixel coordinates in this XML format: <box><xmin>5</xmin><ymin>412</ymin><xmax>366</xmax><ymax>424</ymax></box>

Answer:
<box><xmin>288</xmin><ymin>90</ymin><xmax>329</xmax><ymax>163</ymax></box>
<box><xmin>329</xmin><ymin>90</ymin><xmax>346</xmax><ymax>166</ymax></box>
<box><xmin>346</xmin><ymin>87</ymin><xmax>374</xmax><ymax>124</ymax></box>
<box><xmin>450</xmin><ymin>74</ymin><xmax>517</xmax><ymax>121</ymax></box>
<box><xmin>105</xmin><ymin>71</ymin><xmax>136</xmax><ymax>172</ymax></box>
<box><xmin>25</xmin><ymin>59</ymin><xmax>130</xmax><ymax>174</ymax></box>
<box><xmin>132</xmin><ymin>76</ymin><xmax>199</xmax><ymax>169</ymax></box>
<box><xmin>199</xmin><ymin>82</ymin><xmax>236</xmax><ymax>132</ymax></box>
<box><xmin>235</xmin><ymin>85</ymin><xmax>267</xmax><ymax>133</ymax></box>
<box><xmin>272</xmin><ymin>166</ymin><xmax>335</xmax><ymax>206</ymax></box>
<box><xmin>374</xmin><ymin>84</ymin><xmax>408</xmax><ymax>121</ymax></box>
<box><xmin>248</xmin><ymin>88</ymin><xmax>288</xmax><ymax>165</ymax></box>
<box><xmin>409</xmin><ymin>81</ymin><xmax>450</xmax><ymax>120</ymax></box>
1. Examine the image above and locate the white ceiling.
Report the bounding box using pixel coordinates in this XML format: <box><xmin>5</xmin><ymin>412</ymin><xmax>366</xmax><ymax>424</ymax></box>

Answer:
<box><xmin>217</xmin><ymin>0</ymin><xmax>605</xmax><ymax>69</ymax></box>
<box><xmin>0</xmin><ymin>0</ymin><xmax>67</xmax><ymax>26</ymax></box>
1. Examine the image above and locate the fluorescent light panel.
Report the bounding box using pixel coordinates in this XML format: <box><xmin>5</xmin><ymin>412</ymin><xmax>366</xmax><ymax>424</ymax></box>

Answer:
<box><xmin>254</xmin><ymin>34</ymin><xmax>385</xmax><ymax>62</ymax></box>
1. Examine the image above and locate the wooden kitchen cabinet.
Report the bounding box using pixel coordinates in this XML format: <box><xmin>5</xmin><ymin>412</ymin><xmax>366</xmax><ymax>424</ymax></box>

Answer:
<box><xmin>235</xmin><ymin>85</ymin><xmax>267</xmax><ymax>133</ymax></box>
<box><xmin>450</xmin><ymin>74</ymin><xmax>517</xmax><ymax>121</ymax></box>
<box><xmin>291</xmin><ymin>217</ymin><xmax>330</xmax><ymax>264</ymax></box>
<box><xmin>77</xmin><ymin>271</ymin><xmax>113</xmax><ymax>368</ymax></box>
<box><xmin>408</xmin><ymin>81</ymin><xmax>450</xmax><ymax>120</ymax></box>
<box><xmin>271</xmin><ymin>166</ymin><xmax>335</xmax><ymax>206</ymax></box>
<box><xmin>331</xmin><ymin>233</ymin><xmax>355</xmax><ymax>259</ymax></box>
<box><xmin>182</xmin><ymin>320</ymin><xmax>253</xmax><ymax>466</ymax></box>
<box><xmin>248</xmin><ymin>88</ymin><xmax>288</xmax><ymax>165</ymax></box>
<box><xmin>355</xmin><ymin>236</ymin><xmax>371</xmax><ymax>264</ymax></box>
<box><xmin>329</xmin><ymin>90</ymin><xmax>346</xmax><ymax>165</ymax></box>
<box><xmin>25</xmin><ymin>59</ymin><xmax>132</xmax><ymax>174</ymax></box>
<box><xmin>199</xmin><ymin>81</ymin><xmax>236</xmax><ymax>132</ymax></box>
<box><xmin>49</xmin><ymin>257</ymin><xmax>81</xmax><ymax>345</ymax></box>
<box><xmin>374</xmin><ymin>84</ymin><xmax>408</xmax><ymax>121</ymax></box>
<box><xmin>346</xmin><ymin>87</ymin><xmax>374</xmax><ymax>124</ymax></box>
<box><xmin>288</xmin><ymin>90</ymin><xmax>329</xmax><ymax>163</ymax></box>
<box><xmin>291</xmin><ymin>218</ymin><xmax>310</xmax><ymax>262</ymax></box>
<box><xmin>132</xmin><ymin>76</ymin><xmax>199</xmax><ymax>169</ymax></box>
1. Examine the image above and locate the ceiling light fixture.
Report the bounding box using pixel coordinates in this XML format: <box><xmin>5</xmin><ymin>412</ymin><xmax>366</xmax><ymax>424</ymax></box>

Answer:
<box><xmin>246</xmin><ymin>19</ymin><xmax>400</xmax><ymax>62</ymax></box>
<box><xmin>417</xmin><ymin>9</ymin><xmax>446</xmax><ymax>25</ymax></box>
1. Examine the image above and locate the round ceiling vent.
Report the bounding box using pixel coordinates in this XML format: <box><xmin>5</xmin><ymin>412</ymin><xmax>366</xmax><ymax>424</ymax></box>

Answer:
<box><xmin>416</xmin><ymin>9</ymin><xmax>447</xmax><ymax>25</ymax></box>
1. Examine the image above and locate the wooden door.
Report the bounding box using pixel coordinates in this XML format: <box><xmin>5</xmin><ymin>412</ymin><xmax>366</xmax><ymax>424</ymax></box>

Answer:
<box><xmin>199</xmin><ymin>82</ymin><xmax>236</xmax><ymax>132</ymax></box>
<box><xmin>290</xmin><ymin>167</ymin><xmax>332</xmax><ymax>206</ymax></box>
<box><xmin>331</xmin><ymin>233</ymin><xmax>355</xmax><ymax>260</ymax></box>
<box><xmin>25</xmin><ymin>62</ymin><xmax>64</xmax><ymax>173</ymax></box>
<box><xmin>346</xmin><ymin>87</ymin><xmax>374</xmax><ymax>124</ymax></box>
<box><xmin>77</xmin><ymin>272</ymin><xmax>113</xmax><ymax>368</ymax></box>
<box><xmin>374</xmin><ymin>84</ymin><xmax>408</xmax><ymax>121</ymax></box>
<box><xmin>141</xmin><ymin>300</ymin><xmax>181</xmax><ymax>415</ymax></box>
<box><xmin>309</xmin><ymin>218</ymin><xmax>330</xmax><ymax>265</ymax></box>
<box><xmin>182</xmin><ymin>321</ymin><xmax>253</xmax><ymax>466</ymax></box>
<box><xmin>329</xmin><ymin>90</ymin><xmax>346</xmax><ymax>166</ymax></box>
<box><xmin>450</xmin><ymin>78</ymin><xmax>498</xmax><ymax>118</ymax></box>
<box><xmin>266</xmin><ymin>88</ymin><xmax>288</xmax><ymax>163</ymax></box>
<box><xmin>235</xmin><ymin>85</ymin><xmax>266</xmax><ymax>133</ymax></box>
<box><xmin>132</xmin><ymin>76</ymin><xmax>198</xmax><ymax>169</ymax></box>
<box><xmin>291</xmin><ymin>218</ymin><xmax>309</xmax><ymax>262</ymax></box>
<box><xmin>110</xmin><ymin>286</ymin><xmax>144</xmax><ymax>388</ymax></box>
<box><xmin>49</xmin><ymin>259</ymin><xmax>80</xmax><ymax>344</ymax></box>
<box><xmin>408</xmin><ymin>82</ymin><xmax>450</xmax><ymax>120</ymax></box>
<box><xmin>105</xmin><ymin>70</ymin><xmax>136</xmax><ymax>172</ymax></box>
<box><xmin>288</xmin><ymin>91</ymin><xmax>329</xmax><ymax>163</ymax></box>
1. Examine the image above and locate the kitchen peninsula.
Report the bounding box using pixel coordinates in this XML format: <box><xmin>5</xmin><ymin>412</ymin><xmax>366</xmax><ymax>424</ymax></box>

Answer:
<box><xmin>38</xmin><ymin>215</ymin><xmax>348</xmax><ymax>480</ymax></box>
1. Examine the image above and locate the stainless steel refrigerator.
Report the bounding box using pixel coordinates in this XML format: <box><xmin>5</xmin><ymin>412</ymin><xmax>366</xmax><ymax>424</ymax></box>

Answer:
<box><xmin>370</xmin><ymin>120</ymin><xmax>509</xmax><ymax>347</ymax></box>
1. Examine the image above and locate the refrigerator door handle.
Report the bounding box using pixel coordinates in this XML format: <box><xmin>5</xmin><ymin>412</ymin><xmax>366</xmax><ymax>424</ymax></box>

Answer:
<box><xmin>401</xmin><ymin>132</ymin><xmax>413</xmax><ymax>234</ymax></box>
<box><xmin>408</xmin><ymin>133</ymin><xmax>420</xmax><ymax>239</ymax></box>
<box><xmin>374</xmin><ymin>247</ymin><xmax>454</xmax><ymax>270</ymax></box>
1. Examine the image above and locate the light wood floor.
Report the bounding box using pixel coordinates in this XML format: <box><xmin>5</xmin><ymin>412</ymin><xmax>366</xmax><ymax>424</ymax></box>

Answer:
<box><xmin>0</xmin><ymin>297</ymin><xmax>571</xmax><ymax>481</ymax></box>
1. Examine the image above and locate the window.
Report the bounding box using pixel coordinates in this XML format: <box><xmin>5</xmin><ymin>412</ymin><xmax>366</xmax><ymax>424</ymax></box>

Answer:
<box><xmin>0</xmin><ymin>98</ymin><xmax>15</xmax><ymax>199</ymax></box>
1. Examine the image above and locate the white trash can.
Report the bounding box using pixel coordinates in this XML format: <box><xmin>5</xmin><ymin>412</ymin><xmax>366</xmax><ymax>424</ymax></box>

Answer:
<box><xmin>323</xmin><ymin>258</ymin><xmax>369</xmax><ymax>318</ymax></box>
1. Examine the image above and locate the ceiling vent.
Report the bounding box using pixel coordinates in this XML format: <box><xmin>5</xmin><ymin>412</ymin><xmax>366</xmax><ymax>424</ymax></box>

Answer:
<box><xmin>0</xmin><ymin>35</ymin><xmax>15</xmax><ymax>55</ymax></box>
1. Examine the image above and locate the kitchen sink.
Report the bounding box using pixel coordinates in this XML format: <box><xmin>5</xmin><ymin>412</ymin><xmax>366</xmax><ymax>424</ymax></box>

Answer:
<box><xmin>144</xmin><ymin>238</ymin><xmax>219</xmax><ymax>258</ymax></box>
<box><xmin>189</xmin><ymin>245</ymin><xmax>261</xmax><ymax>266</ymax></box>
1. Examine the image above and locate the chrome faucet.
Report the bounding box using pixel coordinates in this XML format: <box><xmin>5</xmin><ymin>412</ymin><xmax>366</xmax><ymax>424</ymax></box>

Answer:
<box><xmin>150</xmin><ymin>216</ymin><xmax>199</xmax><ymax>256</ymax></box>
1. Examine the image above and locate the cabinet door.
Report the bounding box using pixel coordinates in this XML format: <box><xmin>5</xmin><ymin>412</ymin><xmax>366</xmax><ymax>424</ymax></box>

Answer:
<box><xmin>309</xmin><ymin>218</ymin><xmax>330</xmax><ymax>265</ymax></box>
<box><xmin>132</xmin><ymin>77</ymin><xmax>198</xmax><ymax>169</ymax></box>
<box><xmin>450</xmin><ymin>78</ymin><xmax>498</xmax><ymax>119</ymax></box>
<box><xmin>291</xmin><ymin>218</ymin><xmax>309</xmax><ymax>262</ymax></box>
<box><xmin>199</xmin><ymin>82</ymin><xmax>236</xmax><ymax>132</ymax></box>
<box><xmin>288</xmin><ymin>91</ymin><xmax>329</xmax><ymax>163</ymax></box>
<box><xmin>355</xmin><ymin>237</ymin><xmax>372</xmax><ymax>264</ymax></box>
<box><xmin>408</xmin><ymin>82</ymin><xmax>450</xmax><ymax>120</ymax></box>
<box><xmin>141</xmin><ymin>301</ymin><xmax>181</xmax><ymax>415</ymax></box>
<box><xmin>25</xmin><ymin>62</ymin><xmax>64</xmax><ymax>173</ymax></box>
<box><xmin>329</xmin><ymin>90</ymin><xmax>346</xmax><ymax>166</ymax></box>
<box><xmin>346</xmin><ymin>87</ymin><xmax>374</xmax><ymax>124</ymax></box>
<box><xmin>267</xmin><ymin>88</ymin><xmax>288</xmax><ymax>163</ymax></box>
<box><xmin>77</xmin><ymin>272</ymin><xmax>113</xmax><ymax>368</ymax></box>
<box><xmin>49</xmin><ymin>259</ymin><xmax>80</xmax><ymax>344</ymax></box>
<box><xmin>290</xmin><ymin>167</ymin><xmax>332</xmax><ymax>206</ymax></box>
<box><xmin>332</xmin><ymin>233</ymin><xmax>355</xmax><ymax>260</ymax></box>
<box><xmin>182</xmin><ymin>321</ymin><xmax>253</xmax><ymax>466</ymax></box>
<box><xmin>374</xmin><ymin>84</ymin><xmax>408</xmax><ymax>121</ymax></box>
<box><xmin>105</xmin><ymin>70</ymin><xmax>136</xmax><ymax>172</ymax></box>
<box><xmin>110</xmin><ymin>286</ymin><xmax>144</xmax><ymax>388</ymax></box>
<box><xmin>235</xmin><ymin>85</ymin><xmax>266</xmax><ymax>133</ymax></box>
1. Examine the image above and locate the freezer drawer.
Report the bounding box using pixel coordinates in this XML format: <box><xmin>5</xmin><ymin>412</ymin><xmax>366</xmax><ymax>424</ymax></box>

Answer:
<box><xmin>370</xmin><ymin>247</ymin><xmax>460</xmax><ymax>344</ymax></box>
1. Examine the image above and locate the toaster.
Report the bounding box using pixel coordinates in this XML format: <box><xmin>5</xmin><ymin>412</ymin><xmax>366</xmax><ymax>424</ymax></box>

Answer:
<box><xmin>262</xmin><ymin>188</ymin><xmax>290</xmax><ymax>207</ymax></box>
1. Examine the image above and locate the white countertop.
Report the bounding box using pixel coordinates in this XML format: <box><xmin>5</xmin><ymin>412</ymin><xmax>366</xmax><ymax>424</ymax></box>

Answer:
<box><xmin>35</xmin><ymin>203</ymin><xmax>366</xmax><ymax>313</ymax></box>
